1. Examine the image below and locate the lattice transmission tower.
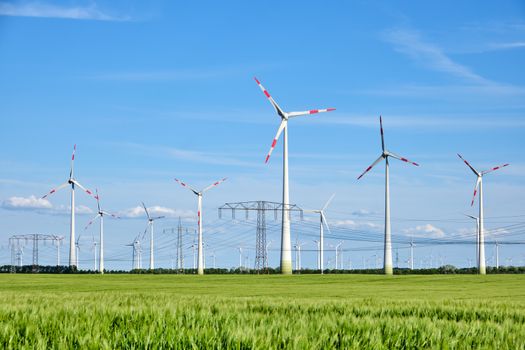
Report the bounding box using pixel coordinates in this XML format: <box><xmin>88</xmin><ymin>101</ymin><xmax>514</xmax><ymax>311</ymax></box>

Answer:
<box><xmin>9</xmin><ymin>234</ymin><xmax>64</xmax><ymax>273</ymax></box>
<box><xmin>219</xmin><ymin>201</ymin><xmax>303</xmax><ymax>273</ymax></box>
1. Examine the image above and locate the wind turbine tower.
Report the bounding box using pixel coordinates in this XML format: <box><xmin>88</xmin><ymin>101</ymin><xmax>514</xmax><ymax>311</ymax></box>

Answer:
<box><xmin>357</xmin><ymin>116</ymin><xmax>419</xmax><ymax>275</ymax></box>
<box><xmin>458</xmin><ymin>154</ymin><xmax>509</xmax><ymax>275</ymax></box>
<box><xmin>254</xmin><ymin>77</ymin><xmax>335</xmax><ymax>274</ymax></box>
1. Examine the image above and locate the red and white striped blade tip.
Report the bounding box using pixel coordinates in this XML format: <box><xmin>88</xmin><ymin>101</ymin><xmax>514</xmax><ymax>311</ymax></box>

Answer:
<box><xmin>309</xmin><ymin>108</ymin><xmax>336</xmax><ymax>114</ymax></box>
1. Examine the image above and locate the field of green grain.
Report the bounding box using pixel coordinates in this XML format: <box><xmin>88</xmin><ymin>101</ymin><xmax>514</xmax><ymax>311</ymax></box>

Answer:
<box><xmin>0</xmin><ymin>274</ymin><xmax>524</xmax><ymax>349</ymax></box>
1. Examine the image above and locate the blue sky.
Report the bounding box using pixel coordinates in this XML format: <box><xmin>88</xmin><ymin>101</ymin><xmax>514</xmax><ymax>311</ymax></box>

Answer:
<box><xmin>0</xmin><ymin>1</ymin><xmax>524</xmax><ymax>270</ymax></box>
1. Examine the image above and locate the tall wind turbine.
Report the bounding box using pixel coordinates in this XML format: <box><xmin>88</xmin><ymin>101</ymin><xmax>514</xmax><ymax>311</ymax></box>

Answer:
<box><xmin>141</xmin><ymin>202</ymin><xmax>165</xmax><ymax>270</ymax></box>
<box><xmin>42</xmin><ymin>145</ymin><xmax>96</xmax><ymax>267</ymax></box>
<box><xmin>84</xmin><ymin>189</ymin><xmax>119</xmax><ymax>274</ymax></box>
<box><xmin>357</xmin><ymin>116</ymin><xmax>419</xmax><ymax>275</ymax></box>
<box><xmin>174</xmin><ymin>178</ymin><xmax>226</xmax><ymax>275</ymax></box>
<box><xmin>254</xmin><ymin>77</ymin><xmax>335</xmax><ymax>274</ymax></box>
<box><xmin>457</xmin><ymin>154</ymin><xmax>509</xmax><ymax>275</ymax></box>
<box><xmin>306</xmin><ymin>194</ymin><xmax>335</xmax><ymax>274</ymax></box>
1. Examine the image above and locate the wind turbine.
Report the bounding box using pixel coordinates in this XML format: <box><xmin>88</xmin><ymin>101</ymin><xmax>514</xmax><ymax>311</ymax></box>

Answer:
<box><xmin>457</xmin><ymin>154</ymin><xmax>509</xmax><ymax>275</ymax></box>
<box><xmin>91</xmin><ymin>236</ymin><xmax>98</xmax><ymax>271</ymax></box>
<box><xmin>141</xmin><ymin>202</ymin><xmax>165</xmax><ymax>270</ymax></box>
<box><xmin>75</xmin><ymin>234</ymin><xmax>81</xmax><ymax>268</ymax></box>
<box><xmin>42</xmin><ymin>145</ymin><xmax>96</xmax><ymax>267</ymax></box>
<box><xmin>357</xmin><ymin>116</ymin><xmax>419</xmax><ymax>275</ymax></box>
<box><xmin>84</xmin><ymin>189</ymin><xmax>119</xmax><ymax>274</ymax></box>
<box><xmin>174</xmin><ymin>178</ymin><xmax>227</xmax><ymax>275</ymax></box>
<box><xmin>464</xmin><ymin>214</ymin><xmax>480</xmax><ymax>269</ymax></box>
<box><xmin>254</xmin><ymin>77</ymin><xmax>335</xmax><ymax>274</ymax></box>
<box><xmin>306</xmin><ymin>194</ymin><xmax>335</xmax><ymax>274</ymax></box>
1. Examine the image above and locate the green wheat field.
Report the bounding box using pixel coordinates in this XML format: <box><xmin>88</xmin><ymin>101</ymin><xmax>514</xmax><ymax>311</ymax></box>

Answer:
<box><xmin>1</xmin><ymin>274</ymin><xmax>524</xmax><ymax>349</ymax></box>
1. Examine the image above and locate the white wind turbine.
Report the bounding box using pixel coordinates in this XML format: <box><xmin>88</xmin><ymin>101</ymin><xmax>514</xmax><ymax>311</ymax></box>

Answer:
<box><xmin>457</xmin><ymin>154</ymin><xmax>509</xmax><ymax>275</ymax></box>
<box><xmin>84</xmin><ymin>189</ymin><xmax>119</xmax><ymax>274</ymax></box>
<box><xmin>255</xmin><ymin>77</ymin><xmax>335</xmax><ymax>274</ymax></box>
<box><xmin>357</xmin><ymin>116</ymin><xmax>419</xmax><ymax>275</ymax></box>
<box><xmin>174</xmin><ymin>177</ymin><xmax>227</xmax><ymax>275</ymax></box>
<box><xmin>464</xmin><ymin>214</ymin><xmax>480</xmax><ymax>269</ymax></box>
<box><xmin>306</xmin><ymin>194</ymin><xmax>335</xmax><ymax>274</ymax></box>
<box><xmin>75</xmin><ymin>234</ymin><xmax>81</xmax><ymax>268</ymax></box>
<box><xmin>141</xmin><ymin>202</ymin><xmax>165</xmax><ymax>270</ymax></box>
<box><xmin>42</xmin><ymin>145</ymin><xmax>96</xmax><ymax>267</ymax></box>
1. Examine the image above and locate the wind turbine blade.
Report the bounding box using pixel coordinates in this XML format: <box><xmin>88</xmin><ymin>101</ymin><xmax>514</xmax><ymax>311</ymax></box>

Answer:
<box><xmin>102</xmin><ymin>211</ymin><xmax>120</xmax><ymax>219</ymax></box>
<box><xmin>387</xmin><ymin>151</ymin><xmax>419</xmax><ymax>166</ymax></box>
<box><xmin>457</xmin><ymin>154</ymin><xmax>480</xmax><ymax>176</ymax></box>
<box><xmin>481</xmin><ymin>163</ymin><xmax>509</xmax><ymax>176</ymax></box>
<box><xmin>142</xmin><ymin>224</ymin><xmax>149</xmax><ymax>239</ymax></box>
<box><xmin>84</xmin><ymin>214</ymin><xmax>101</xmax><ymax>230</ymax></box>
<box><xmin>254</xmin><ymin>77</ymin><xmax>286</xmax><ymax>118</ymax></box>
<box><xmin>470</xmin><ymin>177</ymin><xmax>481</xmax><ymax>207</ymax></box>
<box><xmin>287</xmin><ymin>108</ymin><xmax>336</xmax><ymax>118</ymax></box>
<box><xmin>380</xmin><ymin>116</ymin><xmax>385</xmax><ymax>152</ymax></box>
<box><xmin>174</xmin><ymin>178</ymin><xmax>199</xmax><ymax>195</ymax></box>
<box><xmin>463</xmin><ymin>213</ymin><xmax>478</xmax><ymax>220</ymax></box>
<box><xmin>202</xmin><ymin>177</ymin><xmax>228</xmax><ymax>193</ymax></box>
<box><xmin>42</xmin><ymin>181</ymin><xmax>70</xmax><ymax>199</ymax></box>
<box><xmin>321</xmin><ymin>212</ymin><xmax>332</xmax><ymax>236</ymax></box>
<box><xmin>265</xmin><ymin>119</ymin><xmax>287</xmax><ymax>163</ymax></box>
<box><xmin>322</xmin><ymin>193</ymin><xmax>336</xmax><ymax>211</ymax></box>
<box><xmin>71</xmin><ymin>180</ymin><xmax>96</xmax><ymax>198</ymax></box>
<box><xmin>95</xmin><ymin>189</ymin><xmax>101</xmax><ymax>212</ymax></box>
<box><xmin>357</xmin><ymin>155</ymin><xmax>384</xmax><ymax>180</ymax></box>
<box><xmin>151</xmin><ymin>216</ymin><xmax>165</xmax><ymax>220</ymax></box>
<box><xmin>141</xmin><ymin>202</ymin><xmax>151</xmax><ymax>220</ymax></box>
<box><xmin>70</xmin><ymin>144</ymin><xmax>76</xmax><ymax>178</ymax></box>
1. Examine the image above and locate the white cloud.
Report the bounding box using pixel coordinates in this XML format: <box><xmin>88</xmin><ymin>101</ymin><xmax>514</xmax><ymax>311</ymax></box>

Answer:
<box><xmin>384</xmin><ymin>28</ymin><xmax>488</xmax><ymax>84</ymax></box>
<box><xmin>119</xmin><ymin>205</ymin><xmax>195</xmax><ymax>219</ymax></box>
<box><xmin>120</xmin><ymin>142</ymin><xmax>261</xmax><ymax>168</ymax></box>
<box><xmin>351</xmin><ymin>209</ymin><xmax>377</xmax><ymax>217</ymax></box>
<box><xmin>0</xmin><ymin>2</ymin><xmax>129</xmax><ymax>21</ymax></box>
<box><xmin>332</xmin><ymin>219</ymin><xmax>381</xmax><ymax>230</ymax></box>
<box><xmin>403</xmin><ymin>224</ymin><xmax>445</xmax><ymax>238</ymax></box>
<box><xmin>489</xmin><ymin>42</ymin><xmax>525</xmax><ymax>50</ymax></box>
<box><xmin>1</xmin><ymin>195</ymin><xmax>95</xmax><ymax>215</ymax></box>
<box><xmin>2</xmin><ymin>195</ymin><xmax>52</xmax><ymax>210</ymax></box>
<box><xmin>317</xmin><ymin>113</ymin><xmax>525</xmax><ymax>129</ymax></box>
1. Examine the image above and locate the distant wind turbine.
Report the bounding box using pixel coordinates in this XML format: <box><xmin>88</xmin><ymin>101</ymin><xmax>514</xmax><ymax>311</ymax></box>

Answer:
<box><xmin>457</xmin><ymin>154</ymin><xmax>509</xmax><ymax>275</ymax></box>
<box><xmin>174</xmin><ymin>178</ymin><xmax>226</xmax><ymax>275</ymax></box>
<box><xmin>84</xmin><ymin>189</ymin><xmax>119</xmax><ymax>274</ymax></box>
<box><xmin>141</xmin><ymin>202</ymin><xmax>165</xmax><ymax>270</ymax></box>
<box><xmin>357</xmin><ymin>116</ymin><xmax>419</xmax><ymax>275</ymax></box>
<box><xmin>305</xmin><ymin>194</ymin><xmax>335</xmax><ymax>274</ymax></box>
<box><xmin>42</xmin><ymin>145</ymin><xmax>96</xmax><ymax>267</ymax></box>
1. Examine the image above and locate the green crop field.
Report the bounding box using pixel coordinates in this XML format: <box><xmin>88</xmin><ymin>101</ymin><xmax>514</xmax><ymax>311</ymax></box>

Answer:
<box><xmin>0</xmin><ymin>274</ymin><xmax>524</xmax><ymax>349</ymax></box>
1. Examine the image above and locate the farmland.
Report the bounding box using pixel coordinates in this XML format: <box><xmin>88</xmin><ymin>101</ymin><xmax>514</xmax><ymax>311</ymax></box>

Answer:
<box><xmin>0</xmin><ymin>274</ymin><xmax>524</xmax><ymax>349</ymax></box>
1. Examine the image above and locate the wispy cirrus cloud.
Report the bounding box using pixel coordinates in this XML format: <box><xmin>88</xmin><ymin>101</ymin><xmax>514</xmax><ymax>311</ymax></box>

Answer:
<box><xmin>488</xmin><ymin>42</ymin><xmax>525</xmax><ymax>50</ymax></box>
<box><xmin>0</xmin><ymin>1</ymin><xmax>129</xmax><ymax>21</ymax></box>
<box><xmin>119</xmin><ymin>142</ymin><xmax>262</xmax><ymax>168</ymax></box>
<box><xmin>317</xmin><ymin>113</ymin><xmax>525</xmax><ymax>129</ymax></box>
<box><xmin>384</xmin><ymin>28</ymin><xmax>488</xmax><ymax>84</ymax></box>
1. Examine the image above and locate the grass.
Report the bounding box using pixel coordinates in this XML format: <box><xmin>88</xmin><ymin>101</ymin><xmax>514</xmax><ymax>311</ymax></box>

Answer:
<box><xmin>0</xmin><ymin>274</ymin><xmax>524</xmax><ymax>349</ymax></box>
